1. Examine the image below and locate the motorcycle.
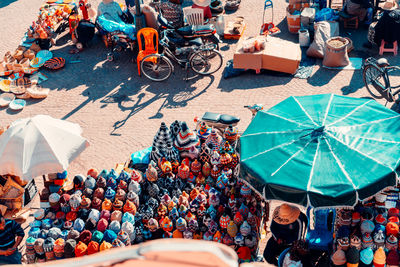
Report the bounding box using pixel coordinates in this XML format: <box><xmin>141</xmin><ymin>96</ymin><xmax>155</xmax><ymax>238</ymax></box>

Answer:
<box><xmin>157</xmin><ymin>14</ymin><xmax>221</xmax><ymax>48</ymax></box>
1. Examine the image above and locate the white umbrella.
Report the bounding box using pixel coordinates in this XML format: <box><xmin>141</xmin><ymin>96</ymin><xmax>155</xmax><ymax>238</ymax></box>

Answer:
<box><xmin>0</xmin><ymin>115</ymin><xmax>89</xmax><ymax>181</ymax></box>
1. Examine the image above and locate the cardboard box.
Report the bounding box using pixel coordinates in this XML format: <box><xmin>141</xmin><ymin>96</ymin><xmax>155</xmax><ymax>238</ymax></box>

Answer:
<box><xmin>262</xmin><ymin>36</ymin><xmax>301</xmax><ymax>74</ymax></box>
<box><xmin>233</xmin><ymin>38</ymin><xmax>263</xmax><ymax>70</ymax></box>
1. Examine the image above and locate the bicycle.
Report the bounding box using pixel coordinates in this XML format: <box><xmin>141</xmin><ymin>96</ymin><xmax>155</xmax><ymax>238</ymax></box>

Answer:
<box><xmin>140</xmin><ymin>30</ymin><xmax>223</xmax><ymax>82</ymax></box>
<box><xmin>363</xmin><ymin>57</ymin><xmax>400</xmax><ymax>103</ymax></box>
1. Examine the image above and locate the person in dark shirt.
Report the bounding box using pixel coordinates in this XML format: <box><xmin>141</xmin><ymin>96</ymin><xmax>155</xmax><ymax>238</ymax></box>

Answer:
<box><xmin>263</xmin><ymin>204</ymin><xmax>308</xmax><ymax>265</ymax></box>
<box><xmin>0</xmin><ymin>214</ymin><xmax>25</xmax><ymax>264</ymax></box>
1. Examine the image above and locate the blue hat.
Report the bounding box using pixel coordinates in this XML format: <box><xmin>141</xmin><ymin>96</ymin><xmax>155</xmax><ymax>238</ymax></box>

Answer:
<box><xmin>29</xmin><ymin>227</ymin><xmax>41</xmax><ymax>238</ymax></box>
<box><xmin>360</xmin><ymin>247</ymin><xmax>373</xmax><ymax>264</ymax></box>
<box><xmin>73</xmin><ymin>218</ymin><xmax>85</xmax><ymax>232</ymax></box>
<box><xmin>122</xmin><ymin>212</ymin><xmax>135</xmax><ymax>224</ymax></box>
<box><xmin>60</xmin><ymin>230</ymin><xmax>69</xmax><ymax>240</ymax></box>
<box><xmin>85</xmin><ymin>176</ymin><xmax>96</xmax><ymax>190</ymax></box>
<box><xmin>109</xmin><ymin>221</ymin><xmax>121</xmax><ymax>234</ymax></box>
<box><xmin>107</xmin><ymin>178</ymin><xmax>117</xmax><ymax>190</ymax></box>
<box><xmin>57</xmin><ymin>171</ymin><xmax>68</xmax><ymax>179</ymax></box>
<box><xmin>105</xmin><ymin>187</ymin><xmax>116</xmax><ymax>201</ymax></box>
<box><xmin>103</xmin><ymin>230</ymin><xmax>117</xmax><ymax>243</ymax></box>
<box><xmin>108</xmin><ymin>169</ymin><xmax>118</xmax><ymax>181</ymax></box>
<box><xmin>42</xmin><ymin>219</ymin><xmax>53</xmax><ymax>230</ymax></box>
<box><xmin>374</xmin><ymin>224</ymin><xmax>386</xmax><ymax>234</ymax></box>
<box><xmin>30</xmin><ymin>220</ymin><xmax>42</xmax><ymax>228</ymax></box>
<box><xmin>48</xmin><ymin>227</ymin><xmax>62</xmax><ymax>240</ymax></box>
<box><xmin>98</xmin><ymin>169</ymin><xmax>109</xmax><ymax>179</ymax></box>
<box><xmin>39</xmin><ymin>229</ymin><xmax>49</xmax><ymax>239</ymax></box>
<box><xmin>118</xmin><ymin>170</ymin><xmax>130</xmax><ymax>183</ymax></box>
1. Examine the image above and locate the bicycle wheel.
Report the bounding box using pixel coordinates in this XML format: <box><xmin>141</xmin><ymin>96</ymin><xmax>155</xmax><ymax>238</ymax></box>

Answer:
<box><xmin>140</xmin><ymin>54</ymin><xmax>173</xmax><ymax>82</ymax></box>
<box><xmin>190</xmin><ymin>49</ymin><xmax>223</xmax><ymax>75</ymax></box>
<box><xmin>363</xmin><ymin>64</ymin><xmax>388</xmax><ymax>99</ymax></box>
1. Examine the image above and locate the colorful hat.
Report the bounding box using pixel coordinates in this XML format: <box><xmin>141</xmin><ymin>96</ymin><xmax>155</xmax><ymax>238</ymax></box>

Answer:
<box><xmin>183</xmin><ymin>230</ymin><xmax>193</xmax><ymax>239</ymax></box>
<box><xmin>352</xmin><ymin>212</ymin><xmax>361</xmax><ymax>227</ymax></box>
<box><xmin>88</xmin><ymin>209</ymin><xmax>100</xmax><ymax>222</ymax></box>
<box><xmin>90</xmin><ymin>197</ymin><xmax>101</xmax><ymax>210</ymax></box>
<box><xmin>203</xmin><ymin>231</ymin><xmax>213</xmax><ymax>241</ymax></box>
<box><xmin>87</xmin><ymin>241</ymin><xmax>99</xmax><ymax>255</ymax></box>
<box><xmin>67</xmin><ymin>230</ymin><xmax>80</xmax><ymax>241</ymax></box>
<box><xmin>360</xmin><ymin>247</ymin><xmax>373</xmax><ymax>265</ymax></box>
<box><xmin>96</xmin><ymin>176</ymin><xmax>107</xmax><ymax>189</ymax></box>
<box><xmin>127</xmin><ymin>191</ymin><xmax>139</xmax><ymax>206</ymax></box>
<box><xmin>362</xmin><ymin>232</ymin><xmax>373</xmax><ymax>249</ymax></box>
<box><xmin>131</xmin><ymin>169</ymin><xmax>143</xmax><ymax>183</ymax></box>
<box><xmin>373</xmin><ymin>247</ymin><xmax>386</xmax><ymax>267</ymax></box>
<box><xmin>64</xmin><ymin>239</ymin><xmax>76</xmax><ymax>258</ymax></box>
<box><xmin>350</xmin><ymin>235</ymin><xmax>361</xmax><ymax>250</ymax></box>
<box><xmin>80</xmin><ymin>196</ymin><xmax>91</xmax><ymax>210</ymax></box>
<box><xmin>188</xmin><ymin>219</ymin><xmax>198</xmax><ymax>233</ymax></box>
<box><xmin>54</xmin><ymin>238</ymin><xmax>64</xmax><ymax>258</ymax></box>
<box><xmin>117</xmin><ymin>231</ymin><xmax>131</xmax><ymax>246</ymax></box>
<box><xmin>90</xmin><ymin>229</ymin><xmax>103</xmax><ymax>244</ymax></box>
<box><xmin>111</xmin><ymin>211</ymin><xmax>123</xmax><ymax>222</ymax></box>
<box><xmin>174</xmin><ymin>122</ymin><xmax>200</xmax><ymax>151</ymax></box>
<box><xmin>104</xmin><ymin>229</ymin><xmax>118</xmax><ymax>243</ymax></box>
<box><xmin>85</xmin><ymin>176</ymin><xmax>96</xmax><ymax>190</ymax></box>
<box><xmin>73</xmin><ymin>174</ymin><xmax>86</xmax><ymax>188</ymax></box>
<box><xmin>387</xmin><ymin>222</ymin><xmax>399</xmax><ymax>236</ymax></box>
<box><xmin>113</xmin><ymin>199</ymin><xmax>124</xmax><ymax>211</ymax></box>
<box><xmin>386</xmin><ymin>234</ymin><xmax>398</xmax><ymax>251</ymax></box>
<box><xmin>234</xmin><ymin>211</ymin><xmax>244</xmax><ymax>225</ymax></box>
<box><xmin>43</xmin><ymin>237</ymin><xmax>56</xmax><ymax>261</ymax></box>
<box><xmin>48</xmin><ymin>227</ymin><xmax>61</xmax><ymax>240</ymax></box>
<box><xmin>121</xmin><ymin>222</ymin><xmax>134</xmax><ymax>238</ymax></box>
<box><xmin>105</xmin><ymin>187</ymin><xmax>116</xmax><ymax>201</ymax></box>
<box><xmin>173</xmin><ymin>229</ymin><xmax>183</xmax><ymax>238</ymax></box>
<box><xmin>102</xmin><ymin>199</ymin><xmax>112</xmax><ymax>211</ymax></box>
<box><xmin>118</xmin><ymin>170</ymin><xmax>130</xmax><ymax>183</ymax></box>
<box><xmin>360</xmin><ymin>220</ymin><xmax>375</xmax><ymax>235</ymax></box>
<box><xmin>389</xmin><ymin>216</ymin><xmax>400</xmax><ymax>225</ymax></box>
<box><xmin>374</xmin><ymin>230</ymin><xmax>386</xmax><ymax>248</ymax></box>
<box><xmin>122</xmin><ymin>212</ymin><xmax>135</xmax><ymax>224</ymax></box>
<box><xmin>112</xmin><ymin>238</ymin><xmax>125</xmax><ymax>248</ymax></box>
<box><xmin>162</xmin><ymin>216</ymin><xmax>173</xmax><ymax>232</ymax></box>
<box><xmin>100</xmin><ymin>241</ymin><xmax>112</xmax><ymax>251</ymax></box>
<box><xmin>97</xmin><ymin>218</ymin><xmax>109</xmax><ymax>232</ymax></box>
<box><xmin>69</xmin><ymin>194</ymin><xmax>81</xmax><ymax>210</ymax></box>
<box><xmin>272</xmin><ymin>204</ymin><xmax>301</xmax><ymax>225</ymax></box>
<box><xmin>346</xmin><ymin>246</ymin><xmax>360</xmax><ymax>265</ymax></box>
<box><xmin>109</xmin><ymin>221</ymin><xmax>121</xmax><ymax>234</ymax></box>
<box><xmin>87</xmin><ymin>168</ymin><xmax>99</xmax><ymax>179</ymax></box>
<box><xmin>234</xmin><ymin>232</ymin><xmax>245</xmax><ymax>246</ymax></box>
<box><xmin>75</xmin><ymin>241</ymin><xmax>88</xmax><ymax>257</ymax></box>
<box><xmin>389</xmin><ymin>208</ymin><xmax>400</xmax><ymax>218</ymax></box>
<box><xmin>331</xmin><ymin>249</ymin><xmax>346</xmax><ymax>266</ymax></box>
<box><xmin>375</xmin><ymin>214</ymin><xmax>387</xmax><ymax>226</ymax></box>
<box><xmin>240</xmin><ymin>221</ymin><xmax>251</xmax><ymax>237</ymax></box>
<box><xmin>176</xmin><ymin>217</ymin><xmax>187</xmax><ymax>232</ymax></box>
<box><xmin>128</xmin><ymin>180</ymin><xmax>141</xmax><ymax>195</ymax></box>
<box><xmin>387</xmin><ymin>249</ymin><xmax>399</xmax><ymax>266</ymax></box>
<box><xmin>63</xmin><ymin>221</ymin><xmax>73</xmax><ymax>231</ymax></box>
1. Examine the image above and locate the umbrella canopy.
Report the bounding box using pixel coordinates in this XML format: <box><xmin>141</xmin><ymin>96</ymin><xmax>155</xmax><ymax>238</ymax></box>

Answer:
<box><xmin>0</xmin><ymin>115</ymin><xmax>89</xmax><ymax>181</ymax></box>
<box><xmin>240</xmin><ymin>94</ymin><xmax>400</xmax><ymax>208</ymax></box>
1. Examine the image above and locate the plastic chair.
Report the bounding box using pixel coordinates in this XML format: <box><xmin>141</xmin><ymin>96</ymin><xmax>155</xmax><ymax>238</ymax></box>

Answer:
<box><xmin>277</xmin><ymin>247</ymin><xmax>291</xmax><ymax>267</ymax></box>
<box><xmin>306</xmin><ymin>207</ymin><xmax>336</xmax><ymax>252</ymax></box>
<box><xmin>379</xmin><ymin>40</ymin><xmax>398</xmax><ymax>56</ymax></box>
<box><xmin>137</xmin><ymin>28</ymin><xmax>159</xmax><ymax>76</ymax></box>
<box><xmin>183</xmin><ymin>7</ymin><xmax>204</xmax><ymax>26</ymax></box>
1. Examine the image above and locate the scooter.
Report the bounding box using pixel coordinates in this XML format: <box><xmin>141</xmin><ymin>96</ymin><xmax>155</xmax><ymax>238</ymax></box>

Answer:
<box><xmin>157</xmin><ymin>14</ymin><xmax>221</xmax><ymax>48</ymax></box>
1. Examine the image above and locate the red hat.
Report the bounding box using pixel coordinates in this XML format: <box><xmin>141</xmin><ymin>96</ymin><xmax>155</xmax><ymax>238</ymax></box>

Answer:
<box><xmin>87</xmin><ymin>168</ymin><xmax>99</xmax><ymax>179</ymax></box>
<box><xmin>387</xmin><ymin>222</ymin><xmax>399</xmax><ymax>236</ymax></box>
<box><xmin>56</xmin><ymin>211</ymin><xmax>66</xmax><ymax>220</ymax></box>
<box><xmin>75</xmin><ymin>241</ymin><xmax>88</xmax><ymax>257</ymax></box>
<box><xmin>97</xmin><ymin>218</ymin><xmax>109</xmax><ymax>232</ymax></box>
<box><xmin>237</xmin><ymin>246</ymin><xmax>251</xmax><ymax>261</ymax></box>
<box><xmin>79</xmin><ymin>230</ymin><xmax>92</xmax><ymax>245</ymax></box>
<box><xmin>389</xmin><ymin>216</ymin><xmax>400</xmax><ymax>225</ymax></box>
<box><xmin>87</xmin><ymin>241</ymin><xmax>99</xmax><ymax>255</ymax></box>
<box><xmin>389</xmin><ymin>208</ymin><xmax>400</xmax><ymax>218</ymax></box>
<box><xmin>66</xmin><ymin>211</ymin><xmax>77</xmax><ymax>221</ymax></box>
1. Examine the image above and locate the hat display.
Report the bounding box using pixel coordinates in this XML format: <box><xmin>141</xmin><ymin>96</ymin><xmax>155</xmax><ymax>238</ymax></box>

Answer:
<box><xmin>174</xmin><ymin>122</ymin><xmax>200</xmax><ymax>151</ymax></box>
<box><xmin>350</xmin><ymin>235</ymin><xmax>361</xmax><ymax>250</ymax></box>
<box><xmin>73</xmin><ymin>219</ymin><xmax>85</xmax><ymax>232</ymax></box>
<box><xmin>360</xmin><ymin>220</ymin><xmax>375</xmax><ymax>235</ymax></box>
<box><xmin>374</xmin><ymin>230</ymin><xmax>386</xmax><ymax>248</ymax></box>
<box><xmin>387</xmin><ymin>222</ymin><xmax>399</xmax><ymax>236</ymax></box>
<box><xmin>332</xmin><ymin>249</ymin><xmax>347</xmax><ymax>266</ymax></box>
<box><xmin>64</xmin><ymin>239</ymin><xmax>76</xmax><ymax>258</ymax></box>
<box><xmin>109</xmin><ymin>221</ymin><xmax>121</xmax><ymax>234</ymax></box>
<box><xmin>54</xmin><ymin>238</ymin><xmax>64</xmax><ymax>258</ymax></box>
<box><xmin>386</xmin><ymin>234</ymin><xmax>398</xmax><ymax>251</ymax></box>
<box><xmin>387</xmin><ymin>249</ymin><xmax>399</xmax><ymax>266</ymax></box>
<box><xmin>79</xmin><ymin>230</ymin><xmax>92</xmax><ymax>245</ymax></box>
<box><xmin>75</xmin><ymin>241</ymin><xmax>87</xmax><ymax>257</ymax></box>
<box><xmin>100</xmin><ymin>241</ymin><xmax>112</xmax><ymax>251</ymax></box>
<box><xmin>97</xmin><ymin>218</ymin><xmax>109</xmax><ymax>232</ymax></box>
<box><xmin>92</xmin><ymin>231</ymin><xmax>104</xmax><ymax>244</ymax></box>
<box><xmin>104</xmin><ymin>229</ymin><xmax>117</xmax><ymax>243</ymax></box>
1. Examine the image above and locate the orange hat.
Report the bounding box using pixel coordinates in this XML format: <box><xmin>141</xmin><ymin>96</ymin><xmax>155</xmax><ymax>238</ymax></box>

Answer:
<box><xmin>75</xmin><ymin>241</ymin><xmax>88</xmax><ymax>257</ymax></box>
<box><xmin>100</xmin><ymin>241</ymin><xmax>112</xmax><ymax>251</ymax></box>
<box><xmin>173</xmin><ymin>229</ymin><xmax>183</xmax><ymax>238</ymax></box>
<box><xmin>87</xmin><ymin>241</ymin><xmax>99</xmax><ymax>255</ymax></box>
<box><xmin>123</xmin><ymin>200</ymin><xmax>136</xmax><ymax>214</ymax></box>
<box><xmin>182</xmin><ymin>191</ymin><xmax>189</xmax><ymax>199</ymax></box>
<box><xmin>102</xmin><ymin>199</ymin><xmax>112</xmax><ymax>211</ymax></box>
<box><xmin>387</xmin><ymin>222</ymin><xmax>399</xmax><ymax>236</ymax></box>
<box><xmin>213</xmin><ymin>231</ymin><xmax>222</xmax><ymax>243</ymax></box>
<box><xmin>162</xmin><ymin>217</ymin><xmax>173</xmax><ymax>232</ymax></box>
<box><xmin>373</xmin><ymin>247</ymin><xmax>386</xmax><ymax>267</ymax></box>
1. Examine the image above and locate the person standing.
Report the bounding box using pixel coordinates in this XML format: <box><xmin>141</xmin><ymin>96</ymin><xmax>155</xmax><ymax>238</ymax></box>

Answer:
<box><xmin>0</xmin><ymin>214</ymin><xmax>25</xmax><ymax>264</ymax></box>
<box><xmin>263</xmin><ymin>204</ymin><xmax>308</xmax><ymax>265</ymax></box>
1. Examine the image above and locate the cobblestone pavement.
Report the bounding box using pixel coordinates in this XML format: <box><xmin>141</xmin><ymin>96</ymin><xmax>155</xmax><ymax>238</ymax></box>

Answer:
<box><xmin>1</xmin><ymin>0</ymin><xmax>400</xmax><ymax>183</ymax></box>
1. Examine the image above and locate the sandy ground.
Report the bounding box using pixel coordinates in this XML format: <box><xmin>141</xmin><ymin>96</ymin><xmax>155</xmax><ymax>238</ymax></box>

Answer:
<box><xmin>0</xmin><ymin>0</ymin><xmax>399</xmax><ymax>263</ymax></box>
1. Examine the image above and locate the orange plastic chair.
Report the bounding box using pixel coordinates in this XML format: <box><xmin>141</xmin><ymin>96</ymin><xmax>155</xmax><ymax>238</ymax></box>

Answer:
<box><xmin>137</xmin><ymin>28</ymin><xmax>159</xmax><ymax>76</ymax></box>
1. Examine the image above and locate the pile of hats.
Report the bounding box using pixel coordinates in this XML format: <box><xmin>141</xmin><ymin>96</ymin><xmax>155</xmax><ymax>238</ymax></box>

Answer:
<box><xmin>26</xmin><ymin>120</ymin><xmax>262</xmax><ymax>263</ymax></box>
<box><xmin>331</xmin><ymin>194</ymin><xmax>400</xmax><ymax>266</ymax></box>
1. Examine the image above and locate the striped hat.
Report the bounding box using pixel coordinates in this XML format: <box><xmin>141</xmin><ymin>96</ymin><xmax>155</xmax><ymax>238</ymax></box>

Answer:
<box><xmin>386</xmin><ymin>234</ymin><xmax>398</xmax><ymax>251</ymax></box>
<box><xmin>53</xmin><ymin>238</ymin><xmax>64</xmax><ymax>258</ymax></box>
<box><xmin>352</xmin><ymin>212</ymin><xmax>361</xmax><ymax>227</ymax></box>
<box><xmin>174</xmin><ymin>122</ymin><xmax>200</xmax><ymax>151</ymax></box>
<box><xmin>117</xmin><ymin>231</ymin><xmax>131</xmax><ymax>246</ymax></box>
<box><xmin>362</xmin><ymin>232</ymin><xmax>374</xmax><ymax>249</ymax></box>
<box><xmin>350</xmin><ymin>235</ymin><xmax>361</xmax><ymax>250</ymax></box>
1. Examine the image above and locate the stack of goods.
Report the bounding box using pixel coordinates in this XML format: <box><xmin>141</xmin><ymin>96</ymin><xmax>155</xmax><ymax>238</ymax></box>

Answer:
<box><xmin>0</xmin><ymin>174</ymin><xmax>28</xmax><ymax>213</ymax></box>
<box><xmin>25</xmin><ymin>120</ymin><xmax>264</xmax><ymax>263</ymax></box>
<box><xmin>331</xmin><ymin>191</ymin><xmax>400</xmax><ymax>266</ymax></box>
<box><xmin>242</xmin><ymin>36</ymin><xmax>267</xmax><ymax>53</ymax></box>
<box><xmin>39</xmin><ymin>171</ymin><xmax>69</xmax><ymax>208</ymax></box>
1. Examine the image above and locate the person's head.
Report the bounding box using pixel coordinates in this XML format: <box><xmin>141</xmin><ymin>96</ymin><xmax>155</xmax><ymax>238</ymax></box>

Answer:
<box><xmin>0</xmin><ymin>214</ymin><xmax>5</xmax><ymax>230</ymax></box>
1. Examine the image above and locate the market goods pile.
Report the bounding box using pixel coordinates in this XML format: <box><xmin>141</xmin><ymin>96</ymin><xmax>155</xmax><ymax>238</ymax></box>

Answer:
<box><xmin>25</xmin><ymin>120</ymin><xmax>265</xmax><ymax>263</ymax></box>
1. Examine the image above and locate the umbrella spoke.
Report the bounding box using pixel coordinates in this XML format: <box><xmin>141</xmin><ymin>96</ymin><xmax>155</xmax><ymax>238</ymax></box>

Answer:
<box><xmin>242</xmin><ymin>129</ymin><xmax>309</xmax><ymax>138</ymax></box>
<box><xmin>325</xmin><ymin>131</ymin><xmax>394</xmax><ymax>172</ymax></box>
<box><xmin>293</xmin><ymin>96</ymin><xmax>319</xmax><ymax>126</ymax></box>
<box><xmin>241</xmin><ymin>138</ymin><xmax>299</xmax><ymax>162</ymax></box>
<box><xmin>323</xmin><ymin>137</ymin><xmax>358</xmax><ymax>197</ymax></box>
<box><xmin>264</xmin><ymin>112</ymin><xmax>312</xmax><ymax>128</ymax></box>
<box><xmin>326</xmin><ymin>100</ymin><xmax>373</xmax><ymax>127</ymax></box>
<box><xmin>271</xmin><ymin>139</ymin><xmax>314</xmax><ymax>177</ymax></box>
<box><xmin>322</xmin><ymin>94</ymin><xmax>334</xmax><ymax>125</ymax></box>
<box><xmin>329</xmin><ymin>115</ymin><xmax>400</xmax><ymax>129</ymax></box>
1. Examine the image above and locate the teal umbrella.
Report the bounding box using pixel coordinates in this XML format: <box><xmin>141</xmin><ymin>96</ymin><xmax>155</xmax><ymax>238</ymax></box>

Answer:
<box><xmin>240</xmin><ymin>94</ymin><xmax>400</xmax><ymax>208</ymax></box>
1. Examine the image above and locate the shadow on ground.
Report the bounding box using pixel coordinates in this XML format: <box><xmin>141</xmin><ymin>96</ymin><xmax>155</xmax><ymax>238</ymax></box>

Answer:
<box><xmin>0</xmin><ymin>0</ymin><xmax>17</xmax><ymax>8</ymax></box>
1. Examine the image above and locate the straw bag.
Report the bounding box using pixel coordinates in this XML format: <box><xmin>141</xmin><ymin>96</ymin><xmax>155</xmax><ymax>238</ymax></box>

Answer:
<box><xmin>322</xmin><ymin>37</ymin><xmax>350</xmax><ymax>67</ymax></box>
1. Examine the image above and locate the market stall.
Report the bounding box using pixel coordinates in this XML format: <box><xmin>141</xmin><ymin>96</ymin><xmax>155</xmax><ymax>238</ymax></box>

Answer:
<box><xmin>0</xmin><ymin>115</ymin><xmax>89</xmax><ymax>218</ymax></box>
<box><xmin>239</xmin><ymin>94</ymin><xmax>400</xmax><ymax>265</ymax></box>
<box><xmin>23</xmin><ymin>119</ymin><xmax>268</xmax><ymax>264</ymax></box>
